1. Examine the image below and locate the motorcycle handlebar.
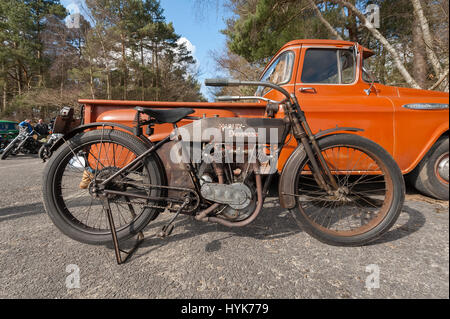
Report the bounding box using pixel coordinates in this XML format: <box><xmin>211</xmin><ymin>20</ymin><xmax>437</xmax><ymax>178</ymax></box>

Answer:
<box><xmin>204</xmin><ymin>78</ymin><xmax>241</xmax><ymax>87</ymax></box>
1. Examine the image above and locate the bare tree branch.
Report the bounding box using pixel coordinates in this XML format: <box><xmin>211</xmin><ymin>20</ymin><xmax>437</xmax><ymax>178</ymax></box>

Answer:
<box><xmin>307</xmin><ymin>0</ymin><xmax>343</xmax><ymax>40</ymax></box>
<box><xmin>411</xmin><ymin>0</ymin><xmax>443</xmax><ymax>77</ymax></box>
<box><xmin>429</xmin><ymin>67</ymin><xmax>449</xmax><ymax>90</ymax></box>
<box><xmin>328</xmin><ymin>0</ymin><xmax>422</xmax><ymax>89</ymax></box>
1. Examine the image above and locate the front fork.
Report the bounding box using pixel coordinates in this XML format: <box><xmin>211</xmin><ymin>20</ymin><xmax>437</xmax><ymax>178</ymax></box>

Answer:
<box><xmin>16</xmin><ymin>135</ymin><xmax>30</xmax><ymax>153</ymax></box>
<box><xmin>286</xmin><ymin>98</ymin><xmax>339</xmax><ymax>192</ymax></box>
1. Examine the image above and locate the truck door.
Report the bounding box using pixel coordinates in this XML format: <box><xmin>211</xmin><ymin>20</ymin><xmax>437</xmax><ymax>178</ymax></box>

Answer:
<box><xmin>294</xmin><ymin>46</ymin><xmax>395</xmax><ymax>157</ymax></box>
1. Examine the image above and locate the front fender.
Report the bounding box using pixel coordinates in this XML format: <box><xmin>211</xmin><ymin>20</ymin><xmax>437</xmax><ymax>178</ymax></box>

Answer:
<box><xmin>278</xmin><ymin>144</ymin><xmax>307</xmax><ymax>209</ymax></box>
<box><xmin>278</xmin><ymin>127</ymin><xmax>363</xmax><ymax>209</ymax></box>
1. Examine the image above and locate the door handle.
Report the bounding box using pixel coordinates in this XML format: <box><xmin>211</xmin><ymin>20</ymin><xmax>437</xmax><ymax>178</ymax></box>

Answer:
<box><xmin>298</xmin><ymin>87</ymin><xmax>317</xmax><ymax>93</ymax></box>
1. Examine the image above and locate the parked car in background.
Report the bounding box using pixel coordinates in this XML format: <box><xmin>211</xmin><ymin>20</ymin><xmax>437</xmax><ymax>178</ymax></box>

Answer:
<box><xmin>0</xmin><ymin>121</ymin><xmax>19</xmax><ymax>152</ymax></box>
<box><xmin>0</xmin><ymin>120</ymin><xmax>19</xmax><ymax>142</ymax></box>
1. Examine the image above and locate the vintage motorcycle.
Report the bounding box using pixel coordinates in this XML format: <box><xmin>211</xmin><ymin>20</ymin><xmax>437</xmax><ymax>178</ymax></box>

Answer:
<box><xmin>1</xmin><ymin>129</ymin><xmax>43</xmax><ymax>160</ymax></box>
<box><xmin>42</xmin><ymin>79</ymin><xmax>405</xmax><ymax>263</ymax></box>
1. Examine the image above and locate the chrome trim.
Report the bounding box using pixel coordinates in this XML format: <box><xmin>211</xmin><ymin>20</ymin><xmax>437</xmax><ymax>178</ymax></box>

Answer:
<box><xmin>402</xmin><ymin>103</ymin><xmax>449</xmax><ymax>110</ymax></box>
<box><xmin>298</xmin><ymin>87</ymin><xmax>317</xmax><ymax>93</ymax></box>
<box><xmin>437</xmin><ymin>154</ymin><xmax>449</xmax><ymax>183</ymax></box>
<box><xmin>216</xmin><ymin>96</ymin><xmax>277</xmax><ymax>103</ymax></box>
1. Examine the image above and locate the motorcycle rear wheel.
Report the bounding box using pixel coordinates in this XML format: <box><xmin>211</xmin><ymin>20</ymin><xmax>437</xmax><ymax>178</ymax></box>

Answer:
<box><xmin>42</xmin><ymin>129</ymin><xmax>165</xmax><ymax>245</ymax></box>
<box><xmin>290</xmin><ymin>134</ymin><xmax>405</xmax><ymax>246</ymax></box>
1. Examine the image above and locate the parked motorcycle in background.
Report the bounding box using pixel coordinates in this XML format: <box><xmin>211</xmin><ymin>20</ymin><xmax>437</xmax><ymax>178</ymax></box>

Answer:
<box><xmin>0</xmin><ymin>129</ymin><xmax>43</xmax><ymax>160</ymax></box>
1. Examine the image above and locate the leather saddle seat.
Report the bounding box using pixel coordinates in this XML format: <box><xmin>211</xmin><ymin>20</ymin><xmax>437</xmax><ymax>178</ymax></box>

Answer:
<box><xmin>135</xmin><ymin>106</ymin><xmax>195</xmax><ymax>124</ymax></box>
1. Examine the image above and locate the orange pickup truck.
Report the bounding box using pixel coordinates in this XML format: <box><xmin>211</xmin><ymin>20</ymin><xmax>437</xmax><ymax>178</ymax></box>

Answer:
<box><xmin>75</xmin><ymin>39</ymin><xmax>448</xmax><ymax>200</ymax></box>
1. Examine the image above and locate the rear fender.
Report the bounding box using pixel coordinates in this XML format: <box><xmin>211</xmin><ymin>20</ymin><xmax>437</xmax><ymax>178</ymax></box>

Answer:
<box><xmin>50</xmin><ymin>121</ymin><xmax>167</xmax><ymax>189</ymax></box>
<box><xmin>278</xmin><ymin>127</ymin><xmax>363</xmax><ymax>209</ymax></box>
<box><xmin>49</xmin><ymin>122</ymin><xmax>152</xmax><ymax>153</ymax></box>
<box><xmin>50</xmin><ymin>122</ymin><xmax>168</xmax><ymax>214</ymax></box>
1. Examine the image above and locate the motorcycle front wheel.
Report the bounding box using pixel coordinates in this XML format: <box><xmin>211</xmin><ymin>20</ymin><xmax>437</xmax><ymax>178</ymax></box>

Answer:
<box><xmin>38</xmin><ymin>144</ymin><xmax>51</xmax><ymax>160</ymax></box>
<box><xmin>0</xmin><ymin>140</ymin><xmax>18</xmax><ymax>160</ymax></box>
<box><xmin>42</xmin><ymin>129</ymin><xmax>165</xmax><ymax>245</ymax></box>
<box><xmin>290</xmin><ymin>134</ymin><xmax>405</xmax><ymax>246</ymax></box>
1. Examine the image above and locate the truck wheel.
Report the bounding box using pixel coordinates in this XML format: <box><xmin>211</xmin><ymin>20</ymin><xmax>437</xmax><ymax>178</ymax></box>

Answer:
<box><xmin>410</xmin><ymin>136</ymin><xmax>449</xmax><ymax>201</ymax></box>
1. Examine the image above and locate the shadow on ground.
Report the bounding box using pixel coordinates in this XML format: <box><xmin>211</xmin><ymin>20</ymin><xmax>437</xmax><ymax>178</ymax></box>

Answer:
<box><xmin>113</xmin><ymin>199</ymin><xmax>427</xmax><ymax>262</ymax></box>
<box><xmin>0</xmin><ymin>202</ymin><xmax>45</xmax><ymax>222</ymax></box>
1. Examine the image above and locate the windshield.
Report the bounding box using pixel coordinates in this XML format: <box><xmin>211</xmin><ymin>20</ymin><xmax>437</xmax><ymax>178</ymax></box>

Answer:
<box><xmin>256</xmin><ymin>51</ymin><xmax>294</xmax><ymax>96</ymax></box>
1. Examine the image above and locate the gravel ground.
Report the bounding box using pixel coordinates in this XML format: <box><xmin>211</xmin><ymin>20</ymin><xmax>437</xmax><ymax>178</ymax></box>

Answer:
<box><xmin>0</xmin><ymin>155</ymin><xmax>448</xmax><ymax>299</ymax></box>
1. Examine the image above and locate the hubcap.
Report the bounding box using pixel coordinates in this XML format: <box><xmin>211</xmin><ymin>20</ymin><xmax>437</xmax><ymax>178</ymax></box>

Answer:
<box><xmin>436</xmin><ymin>153</ymin><xmax>449</xmax><ymax>184</ymax></box>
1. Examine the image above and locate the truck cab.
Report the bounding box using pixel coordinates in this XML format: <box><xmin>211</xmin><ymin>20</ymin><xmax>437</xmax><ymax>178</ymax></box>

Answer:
<box><xmin>259</xmin><ymin>39</ymin><xmax>449</xmax><ymax>200</ymax></box>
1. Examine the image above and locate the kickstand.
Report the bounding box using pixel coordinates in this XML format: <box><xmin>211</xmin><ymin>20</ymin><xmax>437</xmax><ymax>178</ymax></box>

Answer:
<box><xmin>103</xmin><ymin>199</ymin><xmax>144</xmax><ymax>265</ymax></box>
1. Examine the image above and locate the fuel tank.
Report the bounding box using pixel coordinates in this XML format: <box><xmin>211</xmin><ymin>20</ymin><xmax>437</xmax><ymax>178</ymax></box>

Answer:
<box><xmin>178</xmin><ymin>117</ymin><xmax>289</xmax><ymax>144</ymax></box>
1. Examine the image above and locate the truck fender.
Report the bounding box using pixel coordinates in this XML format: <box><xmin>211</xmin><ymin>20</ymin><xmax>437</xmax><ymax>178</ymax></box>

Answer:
<box><xmin>278</xmin><ymin>127</ymin><xmax>364</xmax><ymax>209</ymax></box>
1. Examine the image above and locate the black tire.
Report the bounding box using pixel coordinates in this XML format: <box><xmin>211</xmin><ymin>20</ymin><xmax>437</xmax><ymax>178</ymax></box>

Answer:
<box><xmin>408</xmin><ymin>136</ymin><xmax>449</xmax><ymax>201</ymax></box>
<box><xmin>38</xmin><ymin>145</ymin><xmax>50</xmax><ymax>160</ymax></box>
<box><xmin>42</xmin><ymin>129</ymin><xmax>165</xmax><ymax>245</ymax></box>
<box><xmin>0</xmin><ymin>141</ymin><xmax>17</xmax><ymax>160</ymax></box>
<box><xmin>289</xmin><ymin>134</ymin><xmax>405</xmax><ymax>246</ymax></box>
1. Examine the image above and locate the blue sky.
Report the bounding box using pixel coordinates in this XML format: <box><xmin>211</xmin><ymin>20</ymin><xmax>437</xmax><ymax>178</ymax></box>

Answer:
<box><xmin>159</xmin><ymin>0</ymin><xmax>233</xmax><ymax>99</ymax></box>
<box><xmin>61</xmin><ymin>0</ymin><xmax>233</xmax><ymax>100</ymax></box>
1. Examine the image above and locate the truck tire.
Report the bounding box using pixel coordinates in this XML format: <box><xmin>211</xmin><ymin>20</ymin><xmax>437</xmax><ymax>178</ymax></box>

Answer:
<box><xmin>409</xmin><ymin>136</ymin><xmax>449</xmax><ymax>201</ymax></box>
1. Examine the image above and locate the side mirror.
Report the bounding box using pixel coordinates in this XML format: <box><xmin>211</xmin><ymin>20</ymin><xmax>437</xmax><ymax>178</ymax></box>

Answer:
<box><xmin>362</xmin><ymin>67</ymin><xmax>377</xmax><ymax>96</ymax></box>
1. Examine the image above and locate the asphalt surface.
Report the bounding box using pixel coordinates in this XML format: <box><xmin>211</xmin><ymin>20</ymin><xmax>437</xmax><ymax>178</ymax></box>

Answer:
<box><xmin>0</xmin><ymin>155</ymin><xmax>448</xmax><ymax>299</ymax></box>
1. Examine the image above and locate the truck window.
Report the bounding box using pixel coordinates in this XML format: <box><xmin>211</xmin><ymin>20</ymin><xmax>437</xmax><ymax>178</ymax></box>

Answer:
<box><xmin>256</xmin><ymin>51</ymin><xmax>294</xmax><ymax>96</ymax></box>
<box><xmin>340</xmin><ymin>50</ymin><xmax>356</xmax><ymax>84</ymax></box>
<box><xmin>301</xmin><ymin>48</ymin><xmax>356</xmax><ymax>84</ymax></box>
<box><xmin>362</xmin><ymin>56</ymin><xmax>381</xmax><ymax>84</ymax></box>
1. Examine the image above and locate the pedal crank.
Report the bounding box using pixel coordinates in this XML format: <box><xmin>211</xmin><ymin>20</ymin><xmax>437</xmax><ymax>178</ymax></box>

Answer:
<box><xmin>158</xmin><ymin>197</ymin><xmax>190</xmax><ymax>238</ymax></box>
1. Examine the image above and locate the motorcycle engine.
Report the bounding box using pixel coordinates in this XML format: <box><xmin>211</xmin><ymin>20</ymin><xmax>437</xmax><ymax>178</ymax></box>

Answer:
<box><xmin>198</xmin><ymin>143</ymin><xmax>258</xmax><ymax>222</ymax></box>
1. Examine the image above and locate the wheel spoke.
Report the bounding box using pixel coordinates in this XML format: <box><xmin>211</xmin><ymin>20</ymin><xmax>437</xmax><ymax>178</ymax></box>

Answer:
<box><xmin>55</xmin><ymin>136</ymin><xmax>155</xmax><ymax>233</ymax></box>
<box><xmin>294</xmin><ymin>143</ymin><xmax>392</xmax><ymax>236</ymax></box>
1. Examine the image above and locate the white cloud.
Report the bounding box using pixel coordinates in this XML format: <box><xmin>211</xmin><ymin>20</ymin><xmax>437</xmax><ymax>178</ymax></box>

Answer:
<box><xmin>178</xmin><ymin>37</ymin><xmax>197</xmax><ymax>58</ymax></box>
<box><xmin>177</xmin><ymin>37</ymin><xmax>200</xmax><ymax>78</ymax></box>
